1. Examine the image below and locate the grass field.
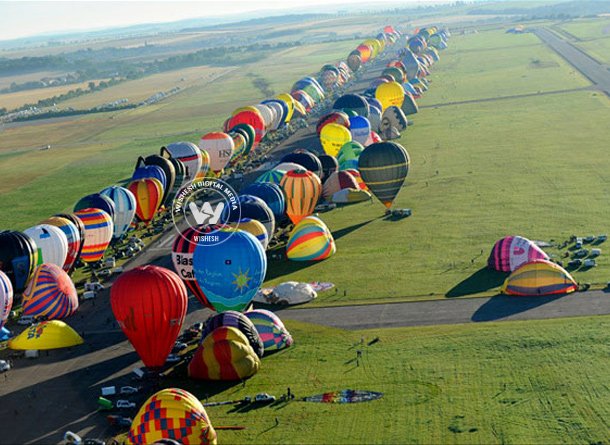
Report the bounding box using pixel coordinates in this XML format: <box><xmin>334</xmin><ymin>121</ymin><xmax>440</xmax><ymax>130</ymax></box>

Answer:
<box><xmin>0</xmin><ymin>79</ymin><xmax>107</xmax><ymax>110</ymax></box>
<box><xmin>556</xmin><ymin>17</ymin><xmax>610</xmax><ymax>64</ymax></box>
<box><xmin>166</xmin><ymin>315</ymin><xmax>610</xmax><ymax>444</ymax></box>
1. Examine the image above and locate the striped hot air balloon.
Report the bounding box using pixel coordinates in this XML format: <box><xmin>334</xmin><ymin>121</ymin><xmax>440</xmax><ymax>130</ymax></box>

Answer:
<box><xmin>255</xmin><ymin>169</ymin><xmax>286</xmax><ymax>185</ymax></box>
<box><xmin>0</xmin><ymin>270</ymin><xmax>13</xmax><ymax>330</ymax></box>
<box><xmin>39</xmin><ymin>216</ymin><xmax>81</xmax><ymax>272</ymax></box>
<box><xmin>22</xmin><ymin>264</ymin><xmax>78</xmax><ymax>319</ymax></box>
<box><xmin>100</xmin><ymin>186</ymin><xmax>137</xmax><ymax>239</ymax></box>
<box><xmin>200</xmin><ymin>310</ymin><xmax>264</xmax><ymax>357</ymax></box>
<box><xmin>488</xmin><ymin>236</ymin><xmax>549</xmax><ymax>272</ymax></box>
<box><xmin>280</xmin><ymin>169</ymin><xmax>322</xmax><ymax>225</ymax></box>
<box><xmin>358</xmin><ymin>141</ymin><xmax>410</xmax><ymax>209</ymax></box>
<box><xmin>128</xmin><ymin>388</ymin><xmax>216</xmax><ymax>445</ymax></box>
<box><xmin>245</xmin><ymin>309</ymin><xmax>293</xmax><ymax>353</ymax></box>
<box><xmin>502</xmin><ymin>260</ymin><xmax>577</xmax><ymax>296</ymax></box>
<box><xmin>0</xmin><ymin>231</ymin><xmax>38</xmax><ymax>292</ymax></box>
<box><xmin>322</xmin><ymin>170</ymin><xmax>359</xmax><ymax>201</ymax></box>
<box><xmin>286</xmin><ymin>216</ymin><xmax>336</xmax><ymax>261</ymax></box>
<box><xmin>228</xmin><ymin>218</ymin><xmax>268</xmax><ymax>249</ymax></box>
<box><xmin>74</xmin><ymin>208</ymin><xmax>113</xmax><ymax>263</ymax></box>
<box><xmin>164</xmin><ymin>142</ymin><xmax>203</xmax><ymax>183</ymax></box>
<box><xmin>188</xmin><ymin>326</ymin><xmax>261</xmax><ymax>381</ymax></box>
<box><xmin>127</xmin><ymin>177</ymin><xmax>163</xmax><ymax>225</ymax></box>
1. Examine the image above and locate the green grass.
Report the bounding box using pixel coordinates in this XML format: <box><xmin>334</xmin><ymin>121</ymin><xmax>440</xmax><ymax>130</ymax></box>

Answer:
<box><xmin>556</xmin><ymin>17</ymin><xmax>610</xmax><ymax>41</ymax></box>
<box><xmin>166</xmin><ymin>315</ymin><xmax>610</xmax><ymax>444</ymax></box>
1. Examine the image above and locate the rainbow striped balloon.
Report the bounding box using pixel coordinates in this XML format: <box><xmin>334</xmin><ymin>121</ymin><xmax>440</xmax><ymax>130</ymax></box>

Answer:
<box><xmin>245</xmin><ymin>309</ymin><xmax>293</xmax><ymax>352</ymax></box>
<box><xmin>40</xmin><ymin>216</ymin><xmax>81</xmax><ymax>273</ymax></box>
<box><xmin>286</xmin><ymin>216</ymin><xmax>336</xmax><ymax>261</ymax></box>
<box><xmin>22</xmin><ymin>264</ymin><xmax>78</xmax><ymax>319</ymax></box>
<box><xmin>255</xmin><ymin>169</ymin><xmax>286</xmax><ymax>185</ymax></box>
<box><xmin>74</xmin><ymin>208</ymin><xmax>113</xmax><ymax>263</ymax></box>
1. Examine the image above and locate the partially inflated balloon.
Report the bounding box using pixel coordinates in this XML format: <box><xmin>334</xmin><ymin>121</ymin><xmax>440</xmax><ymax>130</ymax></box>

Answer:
<box><xmin>193</xmin><ymin>230</ymin><xmax>266</xmax><ymax>313</ymax></box>
<box><xmin>111</xmin><ymin>266</ymin><xmax>187</xmax><ymax>368</ymax></box>
<box><xmin>322</xmin><ymin>171</ymin><xmax>359</xmax><ymax>201</ymax></box>
<box><xmin>0</xmin><ymin>271</ymin><xmax>13</xmax><ymax>330</ymax></box>
<box><xmin>143</xmin><ymin>155</ymin><xmax>176</xmax><ymax>208</ymax></box>
<box><xmin>318</xmin><ymin>154</ymin><xmax>339</xmax><ymax>181</ymax></box>
<box><xmin>128</xmin><ymin>388</ymin><xmax>216</xmax><ymax>445</ymax></box>
<box><xmin>255</xmin><ymin>169</ymin><xmax>286</xmax><ymax>185</ymax></box>
<box><xmin>286</xmin><ymin>216</ymin><xmax>336</xmax><ymax>261</ymax></box>
<box><xmin>280</xmin><ymin>151</ymin><xmax>323</xmax><ymax>178</ymax></box>
<box><xmin>358</xmin><ymin>142</ymin><xmax>410</xmax><ymax>209</ymax></box>
<box><xmin>8</xmin><ymin>320</ymin><xmax>83</xmax><ymax>350</ymax></box>
<box><xmin>74</xmin><ymin>209</ymin><xmax>113</xmax><ymax>263</ymax></box>
<box><xmin>245</xmin><ymin>309</ymin><xmax>293</xmax><ymax>352</ymax></box>
<box><xmin>280</xmin><ymin>169</ymin><xmax>322</xmax><ymax>225</ymax></box>
<box><xmin>200</xmin><ymin>310</ymin><xmax>264</xmax><ymax>357</ymax></box>
<box><xmin>199</xmin><ymin>132</ymin><xmax>234</xmax><ymax>174</ymax></box>
<box><xmin>22</xmin><ymin>264</ymin><xmax>78</xmax><ymax>320</ymax></box>
<box><xmin>128</xmin><ymin>178</ymin><xmax>164</xmax><ymax>225</ymax></box>
<box><xmin>320</xmin><ymin>123</ymin><xmax>352</xmax><ymax>157</ymax></box>
<box><xmin>241</xmin><ymin>182</ymin><xmax>286</xmax><ymax>220</ymax></box>
<box><xmin>488</xmin><ymin>236</ymin><xmax>549</xmax><ymax>272</ymax></box>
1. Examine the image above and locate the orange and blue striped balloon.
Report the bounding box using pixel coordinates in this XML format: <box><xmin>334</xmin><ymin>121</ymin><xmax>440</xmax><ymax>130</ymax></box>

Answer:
<box><xmin>280</xmin><ymin>169</ymin><xmax>321</xmax><ymax>225</ymax></box>
<box><xmin>74</xmin><ymin>208</ymin><xmax>113</xmax><ymax>263</ymax></box>
<box><xmin>22</xmin><ymin>263</ymin><xmax>78</xmax><ymax>319</ymax></box>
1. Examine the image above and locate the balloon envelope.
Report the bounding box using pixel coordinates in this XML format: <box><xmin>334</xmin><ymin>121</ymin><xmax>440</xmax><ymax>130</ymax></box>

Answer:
<box><xmin>24</xmin><ymin>224</ymin><xmax>68</xmax><ymax>269</ymax></box>
<box><xmin>280</xmin><ymin>169</ymin><xmax>322</xmax><ymax>225</ymax></box>
<box><xmin>22</xmin><ymin>264</ymin><xmax>78</xmax><ymax>320</ymax></box>
<box><xmin>8</xmin><ymin>320</ymin><xmax>83</xmax><ymax>350</ymax></box>
<box><xmin>100</xmin><ymin>186</ymin><xmax>137</xmax><ymax>239</ymax></box>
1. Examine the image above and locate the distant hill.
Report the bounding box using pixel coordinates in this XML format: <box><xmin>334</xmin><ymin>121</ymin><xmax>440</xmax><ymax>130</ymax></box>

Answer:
<box><xmin>469</xmin><ymin>0</ymin><xmax>610</xmax><ymax>17</ymax></box>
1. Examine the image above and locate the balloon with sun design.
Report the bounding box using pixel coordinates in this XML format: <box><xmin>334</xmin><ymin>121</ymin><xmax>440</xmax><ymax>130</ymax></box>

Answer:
<box><xmin>193</xmin><ymin>229</ymin><xmax>267</xmax><ymax>313</ymax></box>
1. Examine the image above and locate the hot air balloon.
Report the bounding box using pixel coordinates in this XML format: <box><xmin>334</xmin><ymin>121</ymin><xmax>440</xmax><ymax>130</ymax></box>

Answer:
<box><xmin>226</xmin><ymin>195</ymin><xmax>275</xmax><ymax>238</ymax></box>
<box><xmin>228</xmin><ymin>131</ymin><xmax>247</xmax><ymax>162</ymax></box>
<box><xmin>128</xmin><ymin>178</ymin><xmax>164</xmax><ymax>225</ymax></box>
<box><xmin>337</xmin><ymin>141</ymin><xmax>365</xmax><ymax>171</ymax></box>
<box><xmin>345</xmin><ymin>168</ymin><xmax>368</xmax><ymax>191</ymax></box>
<box><xmin>128</xmin><ymin>388</ymin><xmax>216</xmax><ymax>445</ymax></box>
<box><xmin>331</xmin><ymin>188</ymin><xmax>372</xmax><ymax>204</ymax></box>
<box><xmin>286</xmin><ymin>216</ymin><xmax>336</xmax><ymax>261</ymax></box>
<box><xmin>165</xmin><ymin>156</ymin><xmax>186</xmax><ymax>204</ymax></box>
<box><xmin>280</xmin><ymin>151</ymin><xmax>323</xmax><ymax>178</ymax></box>
<box><xmin>100</xmin><ymin>186</ymin><xmax>137</xmax><ymax>239</ymax></box>
<box><xmin>348</xmin><ymin>116</ymin><xmax>371</xmax><ymax>146</ymax></box>
<box><xmin>73</xmin><ymin>209</ymin><xmax>113</xmax><ymax>263</ymax></box>
<box><xmin>228</xmin><ymin>218</ymin><xmax>268</xmax><ymax>249</ymax></box>
<box><xmin>320</xmin><ymin>123</ymin><xmax>352</xmax><ymax>157</ymax></box>
<box><xmin>245</xmin><ymin>309</ymin><xmax>293</xmax><ymax>352</ymax></box>
<box><xmin>347</xmin><ymin>51</ymin><xmax>362</xmax><ymax>72</ymax></box>
<box><xmin>196</xmin><ymin>147</ymin><xmax>211</xmax><ymax>180</ymax></box>
<box><xmin>111</xmin><ymin>266</ymin><xmax>187</xmax><ymax>368</ymax></box>
<box><xmin>241</xmin><ymin>182</ymin><xmax>286</xmax><ymax>220</ymax></box>
<box><xmin>358</xmin><ymin>141</ymin><xmax>410</xmax><ymax>209</ymax></box>
<box><xmin>171</xmin><ymin>225</ymin><xmax>222</xmax><ymax>310</ymax></box>
<box><xmin>23</xmin><ymin>224</ymin><xmax>68</xmax><ymax>268</ymax></box>
<box><xmin>143</xmin><ymin>154</ymin><xmax>176</xmax><ymax>208</ymax></box>
<box><xmin>356</xmin><ymin>44</ymin><xmax>372</xmax><ymax>63</ymax></box>
<box><xmin>402</xmin><ymin>92</ymin><xmax>419</xmax><ymax>116</ymax></box>
<box><xmin>193</xmin><ymin>229</ymin><xmax>267</xmax><ymax>313</ymax></box>
<box><xmin>54</xmin><ymin>213</ymin><xmax>85</xmax><ymax>270</ymax></box>
<box><xmin>316</xmin><ymin>111</ymin><xmax>350</xmax><ymax>135</ymax></box>
<box><xmin>280</xmin><ymin>169</ymin><xmax>322</xmax><ymax>225</ymax></box>
<box><xmin>375</xmin><ymin>81</ymin><xmax>405</xmax><ymax>111</ymax></box>
<box><xmin>73</xmin><ymin>193</ymin><xmax>116</xmax><ymax>222</ymax></box>
<box><xmin>39</xmin><ymin>216</ymin><xmax>81</xmax><ymax>272</ymax></box>
<box><xmin>164</xmin><ymin>142</ymin><xmax>202</xmax><ymax>183</ymax></box>
<box><xmin>255</xmin><ymin>169</ymin><xmax>286</xmax><ymax>185</ymax></box>
<box><xmin>228</xmin><ymin>109</ymin><xmax>265</xmax><ymax>147</ymax></box>
<box><xmin>0</xmin><ymin>271</ymin><xmax>13</xmax><ymax>330</ymax></box>
<box><xmin>22</xmin><ymin>264</ymin><xmax>78</xmax><ymax>319</ymax></box>
<box><xmin>322</xmin><ymin>171</ymin><xmax>359</xmax><ymax>201</ymax></box>
<box><xmin>188</xmin><ymin>326</ymin><xmax>261</xmax><ymax>381</ymax></box>
<box><xmin>8</xmin><ymin>320</ymin><xmax>83</xmax><ymax>350</ymax></box>
<box><xmin>333</xmin><ymin>94</ymin><xmax>370</xmax><ymax>117</ymax></box>
<box><xmin>318</xmin><ymin>154</ymin><xmax>339</xmax><ymax>181</ymax></box>
<box><xmin>380</xmin><ymin>106</ymin><xmax>408</xmax><ymax>140</ymax></box>
<box><xmin>502</xmin><ymin>260</ymin><xmax>577</xmax><ymax>296</ymax></box>
<box><xmin>488</xmin><ymin>236</ymin><xmax>549</xmax><ymax>272</ymax></box>
<box><xmin>198</xmin><ymin>132</ymin><xmax>234</xmax><ymax>174</ymax></box>
<box><xmin>274</xmin><ymin>161</ymin><xmax>302</xmax><ymax>173</ymax></box>
<box><xmin>200</xmin><ymin>310</ymin><xmax>264</xmax><ymax>357</ymax></box>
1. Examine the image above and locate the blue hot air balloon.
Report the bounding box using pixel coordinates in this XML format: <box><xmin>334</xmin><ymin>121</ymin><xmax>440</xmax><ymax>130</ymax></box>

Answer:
<box><xmin>193</xmin><ymin>229</ymin><xmax>266</xmax><ymax>313</ymax></box>
<box><xmin>132</xmin><ymin>164</ymin><xmax>167</xmax><ymax>191</ymax></box>
<box><xmin>73</xmin><ymin>193</ymin><xmax>116</xmax><ymax>221</ymax></box>
<box><xmin>241</xmin><ymin>183</ymin><xmax>286</xmax><ymax>220</ymax></box>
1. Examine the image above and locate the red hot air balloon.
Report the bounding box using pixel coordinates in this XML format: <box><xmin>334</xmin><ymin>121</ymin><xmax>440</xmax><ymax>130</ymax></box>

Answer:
<box><xmin>110</xmin><ymin>265</ymin><xmax>187</xmax><ymax>368</ymax></box>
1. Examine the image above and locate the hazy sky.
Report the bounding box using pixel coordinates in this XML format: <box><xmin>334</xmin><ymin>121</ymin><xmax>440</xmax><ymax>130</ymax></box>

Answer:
<box><xmin>0</xmin><ymin>0</ymin><xmax>444</xmax><ymax>42</ymax></box>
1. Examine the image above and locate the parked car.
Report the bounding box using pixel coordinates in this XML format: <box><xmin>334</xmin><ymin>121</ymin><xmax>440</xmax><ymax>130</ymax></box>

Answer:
<box><xmin>17</xmin><ymin>315</ymin><xmax>36</xmax><ymax>326</ymax></box>
<box><xmin>83</xmin><ymin>439</ymin><xmax>105</xmax><ymax>445</ymax></box>
<box><xmin>63</xmin><ymin>431</ymin><xmax>82</xmax><ymax>445</ymax></box>
<box><xmin>166</xmin><ymin>354</ymin><xmax>180</xmax><ymax>364</ymax></box>
<box><xmin>107</xmin><ymin>415</ymin><xmax>132</xmax><ymax>427</ymax></box>
<box><xmin>119</xmin><ymin>386</ymin><xmax>139</xmax><ymax>395</ymax></box>
<box><xmin>171</xmin><ymin>342</ymin><xmax>188</xmax><ymax>354</ymax></box>
<box><xmin>115</xmin><ymin>400</ymin><xmax>136</xmax><ymax>409</ymax></box>
<box><xmin>254</xmin><ymin>393</ymin><xmax>276</xmax><ymax>403</ymax></box>
<box><xmin>0</xmin><ymin>359</ymin><xmax>10</xmax><ymax>372</ymax></box>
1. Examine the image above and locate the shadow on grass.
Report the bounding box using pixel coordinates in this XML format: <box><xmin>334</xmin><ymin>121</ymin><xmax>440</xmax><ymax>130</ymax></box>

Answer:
<box><xmin>471</xmin><ymin>294</ymin><xmax>565</xmax><ymax>322</ymax></box>
<box><xmin>332</xmin><ymin>218</ymin><xmax>378</xmax><ymax>241</ymax></box>
<box><xmin>445</xmin><ymin>268</ymin><xmax>508</xmax><ymax>298</ymax></box>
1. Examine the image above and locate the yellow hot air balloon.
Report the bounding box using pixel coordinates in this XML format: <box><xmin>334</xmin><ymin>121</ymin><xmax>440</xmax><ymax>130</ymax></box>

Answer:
<box><xmin>320</xmin><ymin>123</ymin><xmax>352</xmax><ymax>157</ymax></box>
<box><xmin>375</xmin><ymin>81</ymin><xmax>405</xmax><ymax>111</ymax></box>
<box><xmin>128</xmin><ymin>388</ymin><xmax>217</xmax><ymax>445</ymax></box>
<box><xmin>8</xmin><ymin>320</ymin><xmax>84</xmax><ymax>350</ymax></box>
<box><xmin>277</xmin><ymin>93</ymin><xmax>295</xmax><ymax>123</ymax></box>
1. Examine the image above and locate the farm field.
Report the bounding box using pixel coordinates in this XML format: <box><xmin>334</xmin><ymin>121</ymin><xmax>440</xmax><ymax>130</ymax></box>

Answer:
<box><xmin>556</xmin><ymin>17</ymin><xmax>610</xmax><ymax>64</ymax></box>
<box><xmin>0</xmin><ymin>79</ymin><xmax>106</xmax><ymax>110</ymax></box>
<box><xmin>170</xmin><ymin>315</ymin><xmax>610</xmax><ymax>444</ymax></box>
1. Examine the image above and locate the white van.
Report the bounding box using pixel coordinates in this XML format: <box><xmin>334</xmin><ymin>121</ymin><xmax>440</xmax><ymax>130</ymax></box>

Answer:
<box><xmin>101</xmin><ymin>386</ymin><xmax>116</xmax><ymax>396</ymax></box>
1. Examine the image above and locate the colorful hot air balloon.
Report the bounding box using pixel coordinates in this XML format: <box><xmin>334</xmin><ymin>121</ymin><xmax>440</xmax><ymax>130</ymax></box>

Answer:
<box><xmin>320</xmin><ymin>123</ymin><xmax>352</xmax><ymax>157</ymax></box>
<box><xmin>128</xmin><ymin>178</ymin><xmax>164</xmax><ymax>225</ymax></box>
<box><xmin>39</xmin><ymin>216</ymin><xmax>81</xmax><ymax>272</ymax></box>
<box><xmin>23</xmin><ymin>224</ymin><xmax>68</xmax><ymax>268</ymax></box>
<box><xmin>200</xmin><ymin>310</ymin><xmax>264</xmax><ymax>357</ymax></box>
<box><xmin>358</xmin><ymin>141</ymin><xmax>410</xmax><ymax>209</ymax></box>
<box><xmin>198</xmin><ymin>132</ymin><xmax>234</xmax><ymax>174</ymax></box>
<box><xmin>228</xmin><ymin>109</ymin><xmax>265</xmax><ymax>146</ymax></box>
<box><xmin>375</xmin><ymin>81</ymin><xmax>405</xmax><ymax>110</ymax></box>
<box><xmin>73</xmin><ymin>193</ymin><xmax>116</xmax><ymax>222</ymax></box>
<box><xmin>280</xmin><ymin>169</ymin><xmax>322</xmax><ymax>225</ymax></box>
<box><xmin>193</xmin><ymin>229</ymin><xmax>267</xmax><ymax>313</ymax></box>
<box><xmin>322</xmin><ymin>171</ymin><xmax>359</xmax><ymax>201</ymax></box>
<box><xmin>488</xmin><ymin>236</ymin><xmax>549</xmax><ymax>272</ymax></box>
<box><xmin>0</xmin><ymin>271</ymin><xmax>13</xmax><ymax>330</ymax></box>
<box><xmin>333</xmin><ymin>94</ymin><xmax>370</xmax><ymax>117</ymax></box>
<box><xmin>316</xmin><ymin>111</ymin><xmax>350</xmax><ymax>135</ymax></box>
<box><xmin>100</xmin><ymin>186</ymin><xmax>137</xmax><ymax>239</ymax></box>
<box><xmin>73</xmin><ymin>208</ymin><xmax>113</xmax><ymax>263</ymax></box>
<box><xmin>228</xmin><ymin>218</ymin><xmax>268</xmax><ymax>249</ymax></box>
<box><xmin>171</xmin><ymin>225</ymin><xmax>221</xmax><ymax>310</ymax></box>
<box><xmin>226</xmin><ymin>195</ymin><xmax>275</xmax><ymax>240</ymax></box>
<box><xmin>196</xmin><ymin>147</ymin><xmax>211</xmax><ymax>180</ymax></box>
<box><xmin>337</xmin><ymin>141</ymin><xmax>365</xmax><ymax>171</ymax></box>
<box><xmin>280</xmin><ymin>151</ymin><xmax>323</xmax><ymax>178</ymax></box>
<box><xmin>502</xmin><ymin>260</ymin><xmax>578</xmax><ymax>296</ymax></box>
<box><xmin>349</xmin><ymin>115</ymin><xmax>371</xmax><ymax>145</ymax></box>
<box><xmin>111</xmin><ymin>266</ymin><xmax>187</xmax><ymax>368</ymax></box>
<box><xmin>128</xmin><ymin>388</ymin><xmax>216</xmax><ymax>445</ymax></box>
<box><xmin>255</xmin><ymin>169</ymin><xmax>286</xmax><ymax>185</ymax></box>
<box><xmin>229</xmin><ymin>123</ymin><xmax>256</xmax><ymax>156</ymax></box>
<box><xmin>188</xmin><ymin>326</ymin><xmax>261</xmax><ymax>381</ymax></box>
<box><xmin>241</xmin><ymin>182</ymin><xmax>286</xmax><ymax>220</ymax></box>
<box><xmin>8</xmin><ymin>320</ymin><xmax>83</xmax><ymax>350</ymax></box>
<box><xmin>165</xmin><ymin>156</ymin><xmax>186</xmax><ymax>204</ymax></box>
<box><xmin>286</xmin><ymin>216</ymin><xmax>336</xmax><ymax>261</ymax></box>
<box><xmin>143</xmin><ymin>154</ymin><xmax>176</xmax><ymax>208</ymax></box>
<box><xmin>245</xmin><ymin>309</ymin><xmax>293</xmax><ymax>352</ymax></box>
<box><xmin>318</xmin><ymin>154</ymin><xmax>339</xmax><ymax>181</ymax></box>
<box><xmin>54</xmin><ymin>213</ymin><xmax>85</xmax><ymax>270</ymax></box>
<box><xmin>164</xmin><ymin>142</ymin><xmax>203</xmax><ymax>183</ymax></box>
<box><xmin>22</xmin><ymin>264</ymin><xmax>78</xmax><ymax>320</ymax></box>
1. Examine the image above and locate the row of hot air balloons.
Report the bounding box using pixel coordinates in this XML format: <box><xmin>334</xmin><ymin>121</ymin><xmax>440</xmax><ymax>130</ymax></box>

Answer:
<box><xmin>346</xmin><ymin>25</ymin><xmax>402</xmax><ymax>73</ymax></box>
